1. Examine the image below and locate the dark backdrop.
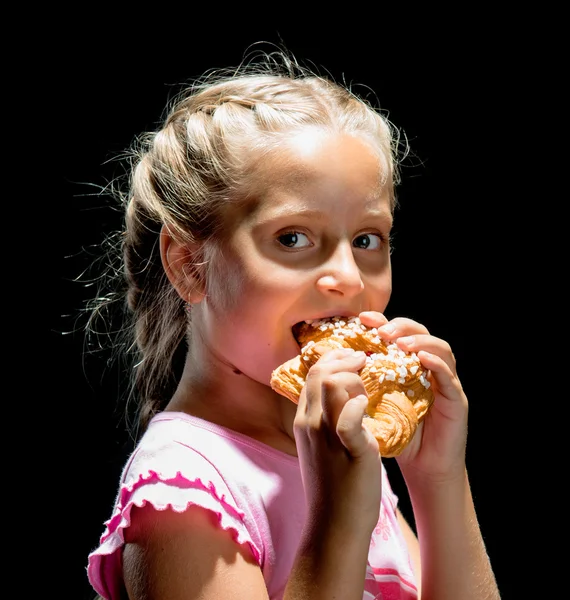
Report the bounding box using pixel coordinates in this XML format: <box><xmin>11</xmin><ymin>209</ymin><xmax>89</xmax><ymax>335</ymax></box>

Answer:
<box><xmin>61</xmin><ymin>17</ymin><xmax>543</xmax><ymax>599</ymax></box>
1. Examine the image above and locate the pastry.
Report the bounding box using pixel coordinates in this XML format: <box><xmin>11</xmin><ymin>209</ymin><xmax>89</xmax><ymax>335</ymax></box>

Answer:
<box><xmin>270</xmin><ymin>316</ymin><xmax>435</xmax><ymax>457</ymax></box>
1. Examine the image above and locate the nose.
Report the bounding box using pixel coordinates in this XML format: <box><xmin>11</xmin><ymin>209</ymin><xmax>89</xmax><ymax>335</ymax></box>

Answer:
<box><xmin>316</xmin><ymin>242</ymin><xmax>364</xmax><ymax>297</ymax></box>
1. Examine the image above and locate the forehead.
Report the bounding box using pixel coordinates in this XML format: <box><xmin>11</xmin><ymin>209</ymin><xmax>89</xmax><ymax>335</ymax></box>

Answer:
<box><xmin>240</xmin><ymin>130</ymin><xmax>392</xmax><ymax>219</ymax></box>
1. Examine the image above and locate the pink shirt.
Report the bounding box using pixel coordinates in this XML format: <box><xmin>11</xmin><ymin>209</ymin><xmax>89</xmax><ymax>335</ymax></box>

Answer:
<box><xmin>87</xmin><ymin>412</ymin><xmax>418</xmax><ymax>599</ymax></box>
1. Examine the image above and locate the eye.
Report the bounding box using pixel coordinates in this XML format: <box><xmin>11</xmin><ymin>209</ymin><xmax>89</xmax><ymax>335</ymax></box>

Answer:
<box><xmin>353</xmin><ymin>233</ymin><xmax>383</xmax><ymax>250</ymax></box>
<box><xmin>277</xmin><ymin>231</ymin><xmax>312</xmax><ymax>249</ymax></box>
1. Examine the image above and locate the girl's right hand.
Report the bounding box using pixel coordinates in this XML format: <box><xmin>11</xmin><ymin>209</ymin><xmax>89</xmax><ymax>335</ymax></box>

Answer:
<box><xmin>293</xmin><ymin>346</ymin><xmax>382</xmax><ymax>535</ymax></box>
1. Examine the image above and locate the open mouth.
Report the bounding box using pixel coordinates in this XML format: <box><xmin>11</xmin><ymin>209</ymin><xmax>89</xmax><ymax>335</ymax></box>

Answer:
<box><xmin>292</xmin><ymin>321</ymin><xmax>306</xmax><ymax>346</ymax></box>
<box><xmin>291</xmin><ymin>315</ymin><xmax>355</xmax><ymax>348</ymax></box>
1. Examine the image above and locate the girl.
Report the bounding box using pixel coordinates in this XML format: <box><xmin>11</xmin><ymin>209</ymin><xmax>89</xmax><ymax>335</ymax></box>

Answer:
<box><xmin>86</xmin><ymin>49</ymin><xmax>500</xmax><ymax>599</ymax></box>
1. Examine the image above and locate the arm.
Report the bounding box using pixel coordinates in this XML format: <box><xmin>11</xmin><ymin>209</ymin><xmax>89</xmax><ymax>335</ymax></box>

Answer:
<box><xmin>284</xmin><ymin>511</ymin><xmax>374</xmax><ymax>600</ymax></box>
<box><xmin>123</xmin><ymin>501</ymin><xmax>374</xmax><ymax>600</ymax></box>
<box><xmin>123</xmin><ymin>504</ymin><xmax>269</xmax><ymax>600</ymax></box>
<box><xmin>401</xmin><ymin>468</ymin><xmax>499</xmax><ymax>600</ymax></box>
<box><xmin>284</xmin><ymin>347</ymin><xmax>383</xmax><ymax>599</ymax></box>
<box><xmin>364</xmin><ymin>313</ymin><xmax>501</xmax><ymax>600</ymax></box>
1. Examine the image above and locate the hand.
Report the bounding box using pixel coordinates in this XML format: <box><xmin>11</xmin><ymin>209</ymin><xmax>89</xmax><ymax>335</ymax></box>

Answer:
<box><xmin>359</xmin><ymin>312</ymin><xmax>469</xmax><ymax>483</ymax></box>
<box><xmin>294</xmin><ymin>346</ymin><xmax>382</xmax><ymax>535</ymax></box>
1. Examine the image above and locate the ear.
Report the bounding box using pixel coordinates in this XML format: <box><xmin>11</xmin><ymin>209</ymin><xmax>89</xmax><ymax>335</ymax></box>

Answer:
<box><xmin>159</xmin><ymin>225</ymin><xmax>206</xmax><ymax>304</ymax></box>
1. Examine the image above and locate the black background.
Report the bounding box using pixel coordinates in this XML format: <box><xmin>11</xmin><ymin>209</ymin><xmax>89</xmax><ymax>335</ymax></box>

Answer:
<box><xmin>60</xmin><ymin>15</ymin><xmax>550</xmax><ymax>599</ymax></box>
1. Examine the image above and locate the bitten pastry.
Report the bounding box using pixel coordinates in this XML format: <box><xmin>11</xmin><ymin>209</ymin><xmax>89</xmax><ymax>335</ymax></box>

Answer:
<box><xmin>270</xmin><ymin>316</ymin><xmax>435</xmax><ymax>457</ymax></box>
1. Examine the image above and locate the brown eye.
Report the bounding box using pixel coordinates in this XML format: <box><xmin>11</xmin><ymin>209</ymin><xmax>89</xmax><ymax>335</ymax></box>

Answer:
<box><xmin>353</xmin><ymin>233</ymin><xmax>382</xmax><ymax>250</ymax></box>
<box><xmin>277</xmin><ymin>231</ymin><xmax>311</xmax><ymax>248</ymax></box>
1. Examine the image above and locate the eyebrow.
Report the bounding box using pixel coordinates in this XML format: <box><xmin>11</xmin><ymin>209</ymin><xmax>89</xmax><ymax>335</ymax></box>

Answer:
<box><xmin>260</xmin><ymin>205</ymin><xmax>329</xmax><ymax>223</ymax></box>
<box><xmin>256</xmin><ymin>204</ymin><xmax>393</xmax><ymax>226</ymax></box>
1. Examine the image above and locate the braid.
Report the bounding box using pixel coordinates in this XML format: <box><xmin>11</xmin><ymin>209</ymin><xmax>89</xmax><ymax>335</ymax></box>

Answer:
<box><xmin>122</xmin><ymin>170</ymin><xmax>188</xmax><ymax>431</ymax></box>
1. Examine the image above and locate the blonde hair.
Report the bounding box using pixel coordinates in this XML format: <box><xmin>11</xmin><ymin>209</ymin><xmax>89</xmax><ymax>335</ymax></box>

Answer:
<box><xmin>86</xmin><ymin>47</ymin><xmax>406</xmax><ymax>438</ymax></box>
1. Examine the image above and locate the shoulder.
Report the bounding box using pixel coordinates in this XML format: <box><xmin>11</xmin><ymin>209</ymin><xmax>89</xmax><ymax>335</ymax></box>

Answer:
<box><xmin>123</xmin><ymin>503</ymin><xmax>269</xmax><ymax>599</ymax></box>
<box><xmin>123</xmin><ymin>412</ymin><xmax>242</xmax><ymax>491</ymax></box>
<box><xmin>87</xmin><ymin>413</ymin><xmax>268</xmax><ymax>599</ymax></box>
<box><xmin>118</xmin><ymin>413</ymin><xmax>262</xmax><ymax>554</ymax></box>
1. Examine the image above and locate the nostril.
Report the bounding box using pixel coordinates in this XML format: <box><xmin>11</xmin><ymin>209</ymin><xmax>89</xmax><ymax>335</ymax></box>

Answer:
<box><xmin>316</xmin><ymin>272</ymin><xmax>364</xmax><ymax>297</ymax></box>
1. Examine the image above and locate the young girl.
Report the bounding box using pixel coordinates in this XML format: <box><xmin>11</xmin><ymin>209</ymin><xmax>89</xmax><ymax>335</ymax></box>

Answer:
<box><xmin>85</xmin><ymin>49</ymin><xmax>500</xmax><ymax>600</ymax></box>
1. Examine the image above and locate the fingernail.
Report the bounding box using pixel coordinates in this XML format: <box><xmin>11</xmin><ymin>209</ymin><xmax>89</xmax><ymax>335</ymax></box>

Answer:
<box><xmin>342</xmin><ymin>348</ymin><xmax>365</xmax><ymax>358</ymax></box>
<box><xmin>355</xmin><ymin>394</ymin><xmax>369</xmax><ymax>409</ymax></box>
<box><xmin>360</xmin><ymin>311</ymin><xmax>387</xmax><ymax>322</ymax></box>
<box><xmin>398</xmin><ymin>335</ymin><xmax>415</xmax><ymax>347</ymax></box>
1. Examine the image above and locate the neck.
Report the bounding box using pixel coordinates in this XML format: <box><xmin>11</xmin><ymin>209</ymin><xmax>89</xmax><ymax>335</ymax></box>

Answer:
<box><xmin>164</xmin><ymin>336</ymin><xmax>298</xmax><ymax>456</ymax></box>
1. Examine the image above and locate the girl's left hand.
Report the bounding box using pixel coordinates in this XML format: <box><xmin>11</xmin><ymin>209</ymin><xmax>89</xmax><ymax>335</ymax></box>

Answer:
<box><xmin>359</xmin><ymin>311</ymin><xmax>469</xmax><ymax>483</ymax></box>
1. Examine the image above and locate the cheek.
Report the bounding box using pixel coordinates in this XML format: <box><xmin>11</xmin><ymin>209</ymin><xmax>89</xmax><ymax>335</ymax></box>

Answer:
<box><xmin>204</xmin><ymin>252</ymin><xmax>290</xmax><ymax>317</ymax></box>
<box><xmin>202</xmin><ymin>240</ymin><xmax>253</xmax><ymax>312</ymax></box>
<box><xmin>205</xmin><ymin>262</ymin><xmax>244</xmax><ymax>312</ymax></box>
<box><xmin>206</xmin><ymin>265</ymin><xmax>250</xmax><ymax>313</ymax></box>
<box><xmin>205</xmin><ymin>236</ymin><xmax>302</xmax><ymax>313</ymax></box>
<box><xmin>366</xmin><ymin>262</ymin><xmax>392</xmax><ymax>309</ymax></box>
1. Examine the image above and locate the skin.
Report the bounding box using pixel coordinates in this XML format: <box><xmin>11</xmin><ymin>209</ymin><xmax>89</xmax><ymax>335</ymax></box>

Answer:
<box><xmin>122</xmin><ymin>130</ymin><xmax>500</xmax><ymax>599</ymax></box>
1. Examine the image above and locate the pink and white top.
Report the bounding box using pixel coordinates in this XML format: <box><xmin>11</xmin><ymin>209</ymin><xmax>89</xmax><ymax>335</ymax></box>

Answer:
<box><xmin>87</xmin><ymin>412</ymin><xmax>418</xmax><ymax>599</ymax></box>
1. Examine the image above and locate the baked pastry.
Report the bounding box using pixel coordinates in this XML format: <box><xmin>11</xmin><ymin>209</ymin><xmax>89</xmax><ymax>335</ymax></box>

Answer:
<box><xmin>271</xmin><ymin>316</ymin><xmax>435</xmax><ymax>457</ymax></box>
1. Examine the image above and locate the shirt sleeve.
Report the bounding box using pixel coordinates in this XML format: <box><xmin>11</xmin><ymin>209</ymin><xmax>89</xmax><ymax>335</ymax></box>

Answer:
<box><xmin>87</xmin><ymin>437</ymin><xmax>261</xmax><ymax>600</ymax></box>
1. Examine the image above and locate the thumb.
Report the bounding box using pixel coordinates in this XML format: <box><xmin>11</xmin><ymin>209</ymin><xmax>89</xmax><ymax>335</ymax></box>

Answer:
<box><xmin>336</xmin><ymin>394</ymin><xmax>379</xmax><ymax>458</ymax></box>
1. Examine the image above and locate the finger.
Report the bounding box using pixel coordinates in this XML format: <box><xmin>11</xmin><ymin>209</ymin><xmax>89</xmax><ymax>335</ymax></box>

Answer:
<box><xmin>395</xmin><ymin>333</ymin><xmax>456</xmax><ymax>373</ymax></box>
<box><xmin>320</xmin><ymin>371</ymin><xmax>367</xmax><ymax>432</ymax></box>
<box><xmin>336</xmin><ymin>394</ymin><xmax>379</xmax><ymax>458</ymax></box>
<box><xmin>376</xmin><ymin>317</ymin><xmax>430</xmax><ymax>341</ymax></box>
<box><xmin>297</xmin><ymin>347</ymin><xmax>355</xmax><ymax>411</ymax></box>
<box><xmin>301</xmin><ymin>349</ymin><xmax>366</xmax><ymax>419</ymax></box>
<box><xmin>358</xmin><ymin>311</ymin><xmax>389</xmax><ymax>328</ymax></box>
<box><xmin>317</xmin><ymin>346</ymin><xmax>359</xmax><ymax>364</ymax></box>
<box><xmin>415</xmin><ymin>350</ymin><xmax>466</xmax><ymax>414</ymax></box>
